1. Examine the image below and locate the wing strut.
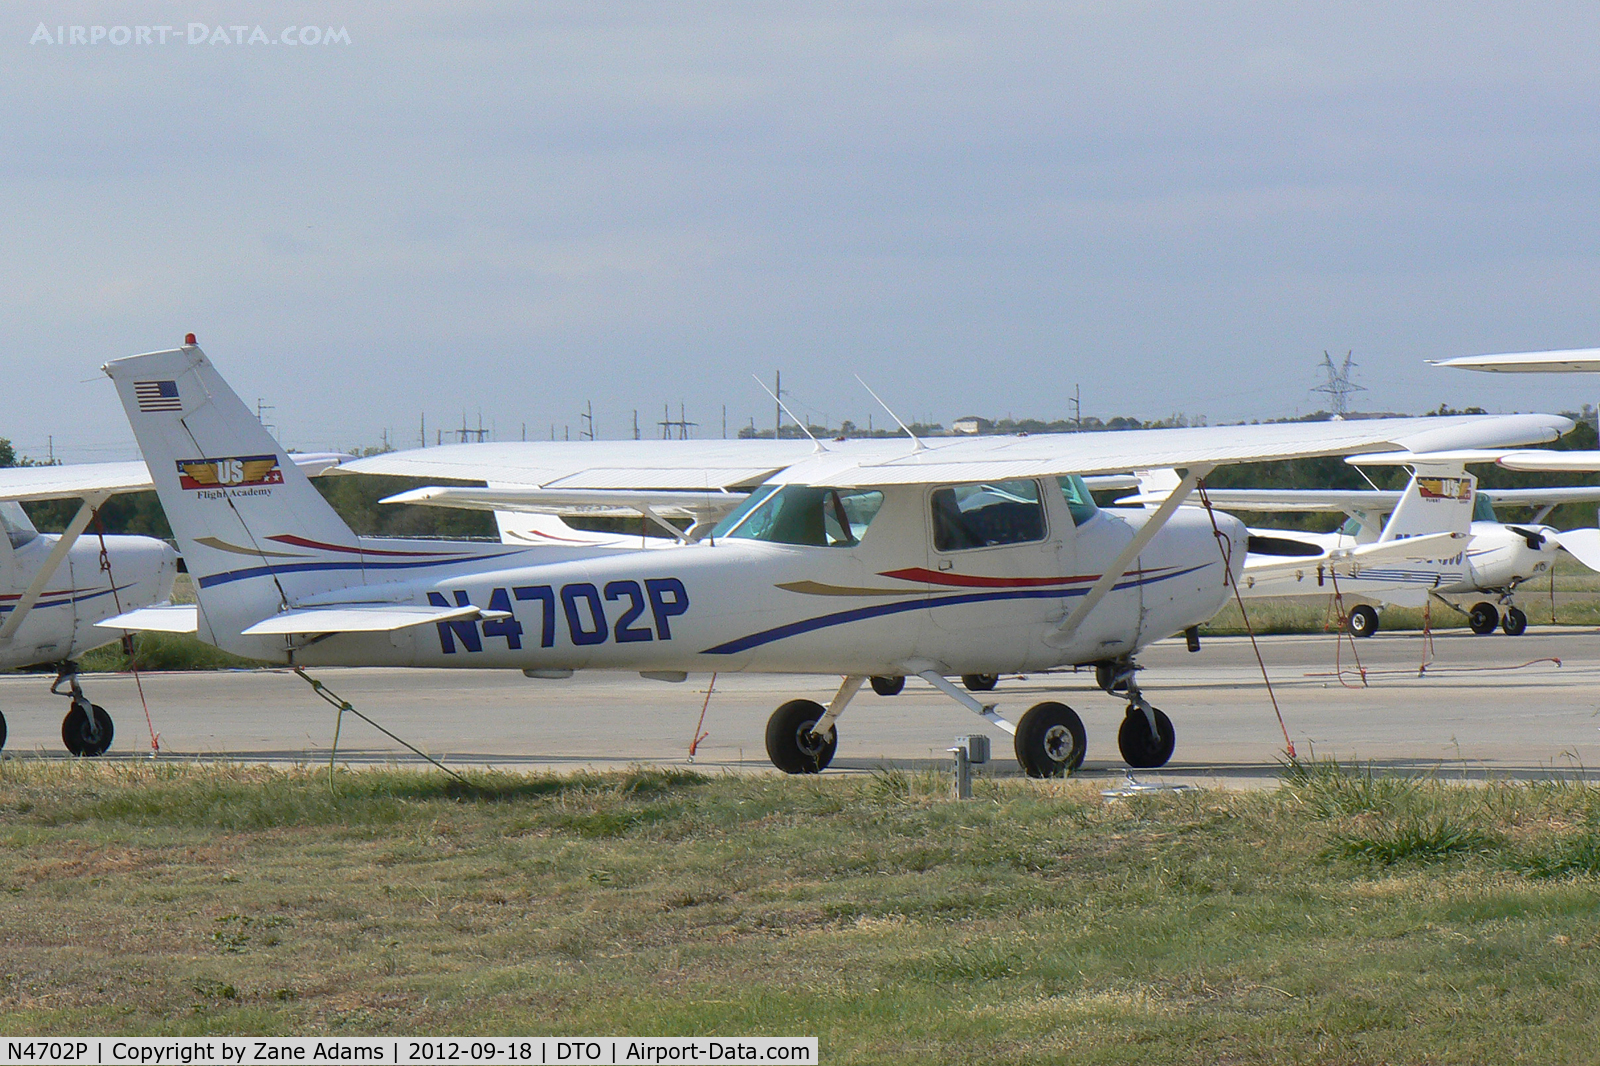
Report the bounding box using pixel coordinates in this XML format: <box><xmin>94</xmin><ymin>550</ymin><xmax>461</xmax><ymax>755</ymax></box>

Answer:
<box><xmin>0</xmin><ymin>492</ymin><xmax>111</xmax><ymax>644</ymax></box>
<box><xmin>1050</xmin><ymin>464</ymin><xmax>1214</xmax><ymax>641</ymax></box>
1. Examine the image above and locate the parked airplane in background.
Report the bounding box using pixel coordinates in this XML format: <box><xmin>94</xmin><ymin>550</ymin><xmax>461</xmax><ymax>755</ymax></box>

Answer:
<box><xmin>105</xmin><ymin>341</ymin><xmax>1571</xmax><ymax>775</ymax></box>
<box><xmin>1119</xmin><ymin>463</ymin><xmax>1600</xmax><ymax>636</ymax></box>
<box><xmin>0</xmin><ymin>450</ymin><xmax>346</xmax><ymax>756</ymax></box>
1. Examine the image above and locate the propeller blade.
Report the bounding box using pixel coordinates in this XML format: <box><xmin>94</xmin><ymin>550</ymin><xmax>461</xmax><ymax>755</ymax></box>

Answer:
<box><xmin>1553</xmin><ymin>528</ymin><xmax>1600</xmax><ymax>572</ymax></box>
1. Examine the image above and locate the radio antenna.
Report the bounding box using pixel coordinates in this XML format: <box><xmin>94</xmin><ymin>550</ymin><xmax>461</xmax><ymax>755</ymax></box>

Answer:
<box><xmin>855</xmin><ymin>375</ymin><xmax>925</xmax><ymax>451</ymax></box>
<box><xmin>751</xmin><ymin>375</ymin><xmax>826</xmax><ymax>453</ymax></box>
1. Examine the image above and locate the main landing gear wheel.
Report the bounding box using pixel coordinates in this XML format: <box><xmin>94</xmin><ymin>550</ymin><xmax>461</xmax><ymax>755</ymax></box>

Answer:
<box><xmin>765</xmin><ymin>699</ymin><xmax>837</xmax><ymax>774</ymax></box>
<box><xmin>1118</xmin><ymin>704</ymin><xmax>1175</xmax><ymax>769</ymax></box>
<box><xmin>962</xmin><ymin>674</ymin><xmax>999</xmax><ymax>692</ymax></box>
<box><xmin>0</xmin><ymin>709</ymin><xmax>7</xmax><ymax>753</ymax></box>
<box><xmin>1013</xmin><ymin>701</ymin><xmax>1087</xmax><ymax>778</ymax></box>
<box><xmin>1468</xmin><ymin>602</ymin><xmax>1500</xmax><ymax>635</ymax></box>
<box><xmin>870</xmin><ymin>675</ymin><xmax>905</xmax><ymax>697</ymax></box>
<box><xmin>1347</xmin><ymin>604</ymin><xmax>1380</xmax><ymax>638</ymax></box>
<box><xmin>1501</xmin><ymin>607</ymin><xmax>1528</xmax><ymax>636</ymax></box>
<box><xmin>62</xmin><ymin>702</ymin><xmax>114</xmax><ymax>758</ymax></box>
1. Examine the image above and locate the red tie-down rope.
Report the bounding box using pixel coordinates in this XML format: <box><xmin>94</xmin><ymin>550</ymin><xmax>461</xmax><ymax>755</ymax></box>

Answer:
<box><xmin>688</xmin><ymin>672</ymin><xmax>717</xmax><ymax>758</ymax></box>
<box><xmin>1197</xmin><ymin>481</ymin><xmax>1295</xmax><ymax>760</ymax></box>
<box><xmin>1326</xmin><ymin>568</ymin><xmax>1369</xmax><ymax>688</ymax></box>
<box><xmin>94</xmin><ymin>511</ymin><xmax>160</xmax><ymax>752</ymax></box>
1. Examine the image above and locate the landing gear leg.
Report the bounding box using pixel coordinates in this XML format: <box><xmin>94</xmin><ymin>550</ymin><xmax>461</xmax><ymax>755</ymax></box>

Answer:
<box><xmin>51</xmin><ymin>664</ymin><xmax>114</xmax><ymax>758</ymax></box>
<box><xmin>765</xmin><ymin>675</ymin><xmax>863</xmax><ymax>774</ymax></box>
<box><xmin>1115</xmin><ymin>676</ymin><xmax>1174</xmax><ymax>769</ymax></box>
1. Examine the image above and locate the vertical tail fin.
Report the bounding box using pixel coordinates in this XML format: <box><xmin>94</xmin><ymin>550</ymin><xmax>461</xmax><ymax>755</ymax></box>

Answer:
<box><xmin>1379</xmin><ymin>463</ymin><xmax>1477</xmax><ymax>542</ymax></box>
<box><xmin>104</xmin><ymin>343</ymin><xmax>363</xmax><ymax>650</ymax></box>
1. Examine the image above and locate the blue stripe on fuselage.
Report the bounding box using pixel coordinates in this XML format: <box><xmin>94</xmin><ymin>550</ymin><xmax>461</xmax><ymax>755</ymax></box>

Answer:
<box><xmin>194</xmin><ymin>553</ymin><xmax>528</xmax><ymax>589</ymax></box>
<box><xmin>701</xmin><ymin>563</ymin><xmax>1213</xmax><ymax>655</ymax></box>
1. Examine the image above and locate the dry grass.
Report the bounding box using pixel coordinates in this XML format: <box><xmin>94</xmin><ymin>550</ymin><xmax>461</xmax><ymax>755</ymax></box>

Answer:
<box><xmin>2</xmin><ymin>761</ymin><xmax>1600</xmax><ymax>1062</ymax></box>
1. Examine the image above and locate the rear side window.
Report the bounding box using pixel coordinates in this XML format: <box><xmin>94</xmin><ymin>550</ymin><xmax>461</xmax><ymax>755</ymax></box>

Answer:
<box><xmin>931</xmin><ymin>480</ymin><xmax>1047</xmax><ymax>551</ymax></box>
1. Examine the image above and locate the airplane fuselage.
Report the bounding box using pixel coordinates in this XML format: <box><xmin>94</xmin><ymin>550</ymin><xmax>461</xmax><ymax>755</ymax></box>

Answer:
<box><xmin>0</xmin><ymin>532</ymin><xmax>179</xmax><ymax>668</ymax></box>
<box><xmin>203</xmin><ymin>487</ymin><xmax>1246</xmax><ymax>676</ymax></box>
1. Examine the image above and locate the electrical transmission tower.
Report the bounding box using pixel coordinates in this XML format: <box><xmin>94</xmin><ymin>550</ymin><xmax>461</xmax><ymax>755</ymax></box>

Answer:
<box><xmin>1312</xmin><ymin>350</ymin><xmax>1365</xmax><ymax>418</ymax></box>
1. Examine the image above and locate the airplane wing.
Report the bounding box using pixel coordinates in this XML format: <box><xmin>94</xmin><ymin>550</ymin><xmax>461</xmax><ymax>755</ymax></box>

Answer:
<box><xmin>334</xmin><ymin>415</ymin><xmax>1572</xmax><ymax>491</ymax></box>
<box><xmin>776</xmin><ymin>415</ymin><xmax>1571</xmax><ymax>487</ymax></box>
<box><xmin>338</xmin><ymin>440</ymin><xmax>815</xmax><ymax>491</ymax></box>
<box><xmin>95</xmin><ymin>604</ymin><xmax>199</xmax><ymax>633</ymax></box>
<box><xmin>1118</xmin><ymin>487</ymin><xmax>1406</xmax><ymax>512</ymax></box>
<box><xmin>0</xmin><ymin>452</ymin><xmax>349</xmax><ymax>503</ymax></box>
<box><xmin>1431</xmin><ymin>347</ymin><xmax>1600</xmax><ymax>373</ymax></box>
<box><xmin>240</xmin><ymin>602</ymin><xmax>500</xmax><ymax>636</ymax></box>
<box><xmin>1244</xmin><ymin>532</ymin><xmax>1467</xmax><ymax>578</ymax></box>
<box><xmin>379</xmin><ymin>485</ymin><xmax>746</xmax><ymax>519</ymax></box>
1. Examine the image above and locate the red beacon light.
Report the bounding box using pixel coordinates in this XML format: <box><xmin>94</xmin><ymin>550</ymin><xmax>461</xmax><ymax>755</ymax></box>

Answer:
<box><xmin>184</xmin><ymin>333</ymin><xmax>197</xmax><ymax>345</ymax></box>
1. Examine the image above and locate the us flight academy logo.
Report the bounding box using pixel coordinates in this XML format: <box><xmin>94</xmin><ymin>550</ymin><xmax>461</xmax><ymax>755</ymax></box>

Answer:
<box><xmin>1416</xmin><ymin>477</ymin><xmax>1472</xmax><ymax>501</ymax></box>
<box><xmin>177</xmin><ymin>455</ymin><xmax>284</xmax><ymax>493</ymax></box>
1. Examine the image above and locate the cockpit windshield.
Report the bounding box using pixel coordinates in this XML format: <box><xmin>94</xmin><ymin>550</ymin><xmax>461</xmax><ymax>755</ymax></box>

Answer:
<box><xmin>0</xmin><ymin>501</ymin><xmax>38</xmax><ymax>549</ymax></box>
<box><xmin>712</xmin><ymin>485</ymin><xmax>885</xmax><ymax>547</ymax></box>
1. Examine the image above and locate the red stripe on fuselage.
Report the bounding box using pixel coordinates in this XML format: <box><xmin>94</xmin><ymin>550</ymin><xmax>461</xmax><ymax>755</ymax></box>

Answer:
<box><xmin>879</xmin><ymin>567</ymin><xmax>1103</xmax><ymax>588</ymax></box>
<box><xmin>266</xmin><ymin>534</ymin><xmax>474</xmax><ymax>558</ymax></box>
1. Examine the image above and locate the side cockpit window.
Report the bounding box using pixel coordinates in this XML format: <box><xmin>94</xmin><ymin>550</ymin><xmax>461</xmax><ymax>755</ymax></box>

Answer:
<box><xmin>0</xmin><ymin>501</ymin><xmax>38</xmax><ymax>549</ymax></box>
<box><xmin>1057</xmin><ymin>475</ymin><xmax>1099</xmax><ymax>526</ymax></box>
<box><xmin>713</xmin><ymin>485</ymin><xmax>884</xmax><ymax>547</ymax></box>
<box><xmin>931</xmin><ymin>480</ymin><xmax>1046</xmax><ymax>551</ymax></box>
<box><xmin>1473</xmin><ymin>491</ymin><xmax>1496</xmax><ymax>522</ymax></box>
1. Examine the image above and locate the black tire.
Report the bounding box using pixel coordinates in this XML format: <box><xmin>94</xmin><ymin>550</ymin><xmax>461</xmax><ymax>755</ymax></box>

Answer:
<box><xmin>1013</xmin><ymin>701</ymin><xmax>1087</xmax><ymax>778</ymax></box>
<box><xmin>962</xmin><ymin>673</ymin><xmax>999</xmax><ymax>692</ymax></box>
<box><xmin>1347</xmin><ymin>604</ymin><xmax>1380</xmax><ymax>638</ymax></box>
<box><xmin>1501</xmin><ymin>606</ymin><xmax>1528</xmax><ymax>636</ymax></box>
<box><xmin>764</xmin><ymin>699</ymin><xmax>837</xmax><ymax>774</ymax></box>
<box><xmin>1468</xmin><ymin>602</ymin><xmax>1499</xmax><ymax>635</ymax></box>
<box><xmin>0</xmin><ymin>709</ymin><xmax>7</xmax><ymax>753</ymax></box>
<box><xmin>869</xmin><ymin>675</ymin><xmax>905</xmax><ymax>697</ymax></box>
<box><xmin>62</xmin><ymin>703</ymin><xmax>113</xmax><ymax>758</ymax></box>
<box><xmin>1118</xmin><ymin>704</ymin><xmax>1175</xmax><ymax>769</ymax></box>
<box><xmin>1094</xmin><ymin>661</ymin><xmax>1129</xmax><ymax>694</ymax></box>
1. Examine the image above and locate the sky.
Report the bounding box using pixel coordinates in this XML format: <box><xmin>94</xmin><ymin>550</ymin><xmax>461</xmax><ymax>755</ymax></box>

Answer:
<box><xmin>5</xmin><ymin>2</ymin><xmax>1600</xmax><ymax>460</ymax></box>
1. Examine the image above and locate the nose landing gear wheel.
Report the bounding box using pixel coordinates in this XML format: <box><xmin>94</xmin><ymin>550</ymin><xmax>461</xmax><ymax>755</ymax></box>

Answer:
<box><xmin>1501</xmin><ymin>607</ymin><xmax>1528</xmax><ymax>636</ymax></box>
<box><xmin>0</xmin><ymin>709</ymin><xmax>7</xmax><ymax>753</ymax></box>
<box><xmin>869</xmin><ymin>675</ymin><xmax>905</xmax><ymax>697</ymax></box>
<box><xmin>1468</xmin><ymin>602</ymin><xmax>1500</xmax><ymax>635</ymax></box>
<box><xmin>62</xmin><ymin>703</ymin><xmax>114</xmax><ymax>758</ymax></box>
<box><xmin>1347</xmin><ymin>604</ymin><xmax>1380</xmax><ymax>638</ymax></box>
<box><xmin>765</xmin><ymin>699</ymin><xmax>837</xmax><ymax>774</ymax></box>
<box><xmin>1118</xmin><ymin>704</ymin><xmax>1175</xmax><ymax>769</ymax></box>
<box><xmin>962</xmin><ymin>674</ymin><xmax>999</xmax><ymax>692</ymax></box>
<box><xmin>1014</xmin><ymin>701</ymin><xmax>1087</xmax><ymax>778</ymax></box>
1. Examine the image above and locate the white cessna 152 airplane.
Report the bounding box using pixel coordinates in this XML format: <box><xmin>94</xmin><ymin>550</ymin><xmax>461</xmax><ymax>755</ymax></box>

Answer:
<box><xmin>1120</xmin><ymin>462</ymin><xmax>1600</xmax><ymax>637</ymax></box>
<box><xmin>0</xmin><ymin>446</ymin><xmax>348</xmax><ymax>756</ymax></box>
<box><xmin>0</xmin><ymin>466</ymin><xmax>177</xmax><ymax>756</ymax></box>
<box><xmin>104</xmin><ymin>341</ymin><xmax>1572</xmax><ymax>775</ymax></box>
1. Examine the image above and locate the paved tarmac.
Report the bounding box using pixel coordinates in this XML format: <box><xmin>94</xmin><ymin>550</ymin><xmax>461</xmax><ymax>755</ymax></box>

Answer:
<box><xmin>3</xmin><ymin>628</ymin><xmax>1599</xmax><ymax>787</ymax></box>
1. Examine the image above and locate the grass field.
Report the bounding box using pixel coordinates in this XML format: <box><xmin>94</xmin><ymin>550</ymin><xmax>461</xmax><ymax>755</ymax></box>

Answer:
<box><xmin>3</xmin><ymin>762</ymin><xmax>1600</xmax><ymax>1062</ymax></box>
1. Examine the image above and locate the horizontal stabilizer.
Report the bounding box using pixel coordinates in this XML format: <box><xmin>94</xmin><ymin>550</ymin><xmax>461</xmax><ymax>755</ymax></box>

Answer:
<box><xmin>240</xmin><ymin>602</ymin><xmax>500</xmax><ymax>636</ymax></box>
<box><xmin>1245</xmin><ymin>531</ymin><xmax>1465</xmax><ymax>578</ymax></box>
<box><xmin>94</xmin><ymin>604</ymin><xmax>199</xmax><ymax>633</ymax></box>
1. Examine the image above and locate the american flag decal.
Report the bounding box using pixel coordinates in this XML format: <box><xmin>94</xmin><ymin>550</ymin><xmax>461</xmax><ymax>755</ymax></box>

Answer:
<box><xmin>134</xmin><ymin>380</ymin><xmax>182</xmax><ymax>412</ymax></box>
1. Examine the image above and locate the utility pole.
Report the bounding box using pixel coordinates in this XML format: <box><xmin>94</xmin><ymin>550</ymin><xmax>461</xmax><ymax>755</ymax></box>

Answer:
<box><xmin>420</xmin><ymin>413</ymin><xmax>426</xmax><ymax>448</ymax></box>
<box><xmin>722</xmin><ymin>404</ymin><xmax>727</xmax><ymax>439</ymax></box>
<box><xmin>580</xmin><ymin>400</ymin><xmax>595</xmax><ymax>441</ymax></box>
<box><xmin>1070</xmin><ymin>384</ymin><xmax>1082</xmax><ymax>431</ymax></box>
<box><xmin>633</xmin><ymin>409</ymin><xmax>640</xmax><ymax>440</ymax></box>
